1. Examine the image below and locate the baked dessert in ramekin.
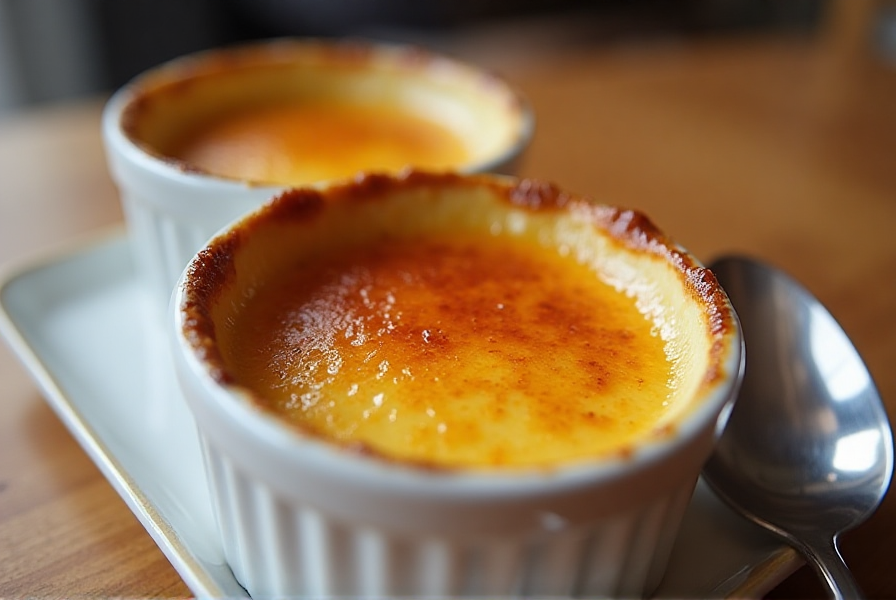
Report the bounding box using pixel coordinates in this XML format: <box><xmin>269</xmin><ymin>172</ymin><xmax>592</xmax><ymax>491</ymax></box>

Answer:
<box><xmin>172</xmin><ymin>170</ymin><xmax>742</xmax><ymax>598</ymax></box>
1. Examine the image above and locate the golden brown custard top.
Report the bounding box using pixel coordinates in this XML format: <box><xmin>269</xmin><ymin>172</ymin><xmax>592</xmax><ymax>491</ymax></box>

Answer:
<box><xmin>223</xmin><ymin>233</ymin><xmax>672</xmax><ymax>469</ymax></box>
<box><xmin>182</xmin><ymin>172</ymin><xmax>737</xmax><ymax>471</ymax></box>
<box><xmin>118</xmin><ymin>41</ymin><xmax>528</xmax><ymax>186</ymax></box>
<box><xmin>167</xmin><ymin>101</ymin><xmax>470</xmax><ymax>186</ymax></box>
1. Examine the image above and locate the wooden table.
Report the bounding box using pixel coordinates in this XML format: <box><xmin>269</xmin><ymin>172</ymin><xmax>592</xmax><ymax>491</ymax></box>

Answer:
<box><xmin>1</xmin><ymin>31</ymin><xmax>895</xmax><ymax>598</ymax></box>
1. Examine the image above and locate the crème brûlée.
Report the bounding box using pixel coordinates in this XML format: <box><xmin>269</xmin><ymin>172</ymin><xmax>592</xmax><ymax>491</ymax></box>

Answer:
<box><xmin>118</xmin><ymin>40</ymin><xmax>529</xmax><ymax>187</ymax></box>
<box><xmin>167</xmin><ymin>101</ymin><xmax>470</xmax><ymax>186</ymax></box>
<box><xmin>185</xmin><ymin>171</ymin><xmax>733</xmax><ymax>471</ymax></box>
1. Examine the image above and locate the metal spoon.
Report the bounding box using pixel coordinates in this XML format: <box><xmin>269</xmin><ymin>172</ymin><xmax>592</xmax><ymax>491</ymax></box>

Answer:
<box><xmin>702</xmin><ymin>255</ymin><xmax>894</xmax><ymax>600</ymax></box>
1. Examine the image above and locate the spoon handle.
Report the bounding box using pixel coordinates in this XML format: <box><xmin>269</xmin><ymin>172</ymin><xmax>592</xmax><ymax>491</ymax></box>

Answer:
<box><xmin>799</xmin><ymin>533</ymin><xmax>864</xmax><ymax>600</ymax></box>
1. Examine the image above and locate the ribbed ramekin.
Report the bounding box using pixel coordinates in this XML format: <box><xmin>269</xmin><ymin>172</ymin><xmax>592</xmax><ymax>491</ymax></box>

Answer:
<box><xmin>171</xmin><ymin>171</ymin><xmax>743</xmax><ymax>599</ymax></box>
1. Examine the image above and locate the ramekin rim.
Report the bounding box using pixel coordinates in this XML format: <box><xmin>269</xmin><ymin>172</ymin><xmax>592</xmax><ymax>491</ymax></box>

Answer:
<box><xmin>168</xmin><ymin>175</ymin><xmax>745</xmax><ymax>497</ymax></box>
<box><xmin>101</xmin><ymin>36</ymin><xmax>534</xmax><ymax>195</ymax></box>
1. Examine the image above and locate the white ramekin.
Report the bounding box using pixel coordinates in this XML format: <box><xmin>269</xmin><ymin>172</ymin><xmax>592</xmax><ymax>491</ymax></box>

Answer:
<box><xmin>172</xmin><ymin>171</ymin><xmax>743</xmax><ymax>599</ymax></box>
<box><xmin>102</xmin><ymin>38</ymin><xmax>533</xmax><ymax>316</ymax></box>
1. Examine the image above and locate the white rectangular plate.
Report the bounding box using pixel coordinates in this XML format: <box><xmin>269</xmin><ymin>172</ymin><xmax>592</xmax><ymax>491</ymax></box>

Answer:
<box><xmin>0</xmin><ymin>232</ymin><xmax>800</xmax><ymax>598</ymax></box>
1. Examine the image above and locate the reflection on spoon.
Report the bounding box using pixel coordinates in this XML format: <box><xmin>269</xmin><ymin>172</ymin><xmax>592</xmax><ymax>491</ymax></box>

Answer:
<box><xmin>702</xmin><ymin>255</ymin><xmax>894</xmax><ymax>600</ymax></box>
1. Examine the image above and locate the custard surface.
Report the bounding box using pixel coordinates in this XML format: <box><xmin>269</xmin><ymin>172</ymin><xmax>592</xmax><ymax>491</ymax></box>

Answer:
<box><xmin>169</xmin><ymin>102</ymin><xmax>469</xmax><ymax>185</ymax></box>
<box><xmin>224</xmin><ymin>232</ymin><xmax>673</xmax><ymax>469</ymax></box>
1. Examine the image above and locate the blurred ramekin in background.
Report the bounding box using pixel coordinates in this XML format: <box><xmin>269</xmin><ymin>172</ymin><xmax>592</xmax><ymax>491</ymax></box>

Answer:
<box><xmin>102</xmin><ymin>38</ymin><xmax>533</xmax><ymax>314</ymax></box>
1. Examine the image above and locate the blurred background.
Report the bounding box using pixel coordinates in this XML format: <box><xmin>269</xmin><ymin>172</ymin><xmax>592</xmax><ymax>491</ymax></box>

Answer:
<box><xmin>6</xmin><ymin>0</ymin><xmax>893</xmax><ymax>116</ymax></box>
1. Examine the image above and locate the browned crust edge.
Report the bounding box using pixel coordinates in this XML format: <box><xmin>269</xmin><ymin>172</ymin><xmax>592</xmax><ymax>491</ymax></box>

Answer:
<box><xmin>179</xmin><ymin>170</ymin><xmax>738</xmax><ymax>470</ymax></box>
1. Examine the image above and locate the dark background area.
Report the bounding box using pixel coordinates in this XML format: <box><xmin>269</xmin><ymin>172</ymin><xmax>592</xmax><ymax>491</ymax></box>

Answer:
<box><xmin>0</xmin><ymin>0</ymin><xmax>831</xmax><ymax>114</ymax></box>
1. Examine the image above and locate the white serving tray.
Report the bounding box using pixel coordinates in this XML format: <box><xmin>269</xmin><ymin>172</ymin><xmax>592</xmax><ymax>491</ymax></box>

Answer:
<box><xmin>0</xmin><ymin>231</ymin><xmax>801</xmax><ymax>598</ymax></box>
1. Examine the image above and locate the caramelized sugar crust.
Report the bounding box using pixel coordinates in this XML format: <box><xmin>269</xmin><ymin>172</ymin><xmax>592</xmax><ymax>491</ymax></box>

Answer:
<box><xmin>167</xmin><ymin>101</ymin><xmax>469</xmax><ymax>185</ymax></box>
<box><xmin>118</xmin><ymin>40</ymin><xmax>528</xmax><ymax>183</ymax></box>
<box><xmin>181</xmin><ymin>171</ymin><xmax>736</xmax><ymax>469</ymax></box>
<box><xmin>226</xmin><ymin>234</ymin><xmax>671</xmax><ymax>468</ymax></box>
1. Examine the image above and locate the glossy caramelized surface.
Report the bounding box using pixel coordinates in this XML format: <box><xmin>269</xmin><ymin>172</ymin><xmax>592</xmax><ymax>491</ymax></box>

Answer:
<box><xmin>226</xmin><ymin>233</ymin><xmax>672</xmax><ymax>468</ymax></box>
<box><xmin>169</xmin><ymin>101</ymin><xmax>470</xmax><ymax>185</ymax></box>
<box><xmin>119</xmin><ymin>40</ymin><xmax>529</xmax><ymax>186</ymax></box>
<box><xmin>188</xmin><ymin>172</ymin><xmax>728</xmax><ymax>470</ymax></box>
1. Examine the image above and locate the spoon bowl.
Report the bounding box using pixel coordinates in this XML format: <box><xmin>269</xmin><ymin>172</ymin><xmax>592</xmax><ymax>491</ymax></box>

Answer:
<box><xmin>702</xmin><ymin>256</ymin><xmax>894</xmax><ymax>600</ymax></box>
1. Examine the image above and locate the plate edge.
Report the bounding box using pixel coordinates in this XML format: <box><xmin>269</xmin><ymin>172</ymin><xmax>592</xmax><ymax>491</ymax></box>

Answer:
<box><xmin>0</xmin><ymin>230</ymin><xmax>230</xmax><ymax>598</ymax></box>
